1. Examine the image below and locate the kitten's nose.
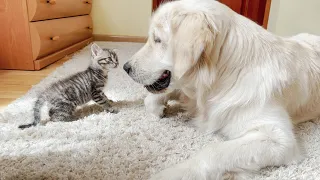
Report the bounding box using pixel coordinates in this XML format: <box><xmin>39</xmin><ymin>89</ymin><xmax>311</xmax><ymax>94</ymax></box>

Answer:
<box><xmin>123</xmin><ymin>62</ymin><xmax>132</xmax><ymax>74</ymax></box>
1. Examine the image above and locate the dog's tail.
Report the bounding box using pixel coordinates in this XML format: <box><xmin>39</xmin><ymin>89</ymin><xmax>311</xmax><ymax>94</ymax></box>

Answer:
<box><xmin>18</xmin><ymin>97</ymin><xmax>45</xmax><ymax>129</ymax></box>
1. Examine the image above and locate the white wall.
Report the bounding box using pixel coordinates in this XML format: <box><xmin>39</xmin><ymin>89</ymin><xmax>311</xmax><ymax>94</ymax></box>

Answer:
<box><xmin>91</xmin><ymin>0</ymin><xmax>152</xmax><ymax>37</ymax></box>
<box><xmin>92</xmin><ymin>0</ymin><xmax>320</xmax><ymax>37</ymax></box>
<box><xmin>268</xmin><ymin>0</ymin><xmax>320</xmax><ymax>36</ymax></box>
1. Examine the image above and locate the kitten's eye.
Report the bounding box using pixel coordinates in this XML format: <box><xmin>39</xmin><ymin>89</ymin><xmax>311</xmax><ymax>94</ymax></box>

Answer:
<box><xmin>98</xmin><ymin>58</ymin><xmax>107</xmax><ymax>65</ymax></box>
<box><xmin>154</xmin><ymin>37</ymin><xmax>161</xmax><ymax>44</ymax></box>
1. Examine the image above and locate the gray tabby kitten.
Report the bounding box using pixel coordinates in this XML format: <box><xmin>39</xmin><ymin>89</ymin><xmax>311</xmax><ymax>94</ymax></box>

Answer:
<box><xmin>19</xmin><ymin>43</ymin><xmax>119</xmax><ymax>129</ymax></box>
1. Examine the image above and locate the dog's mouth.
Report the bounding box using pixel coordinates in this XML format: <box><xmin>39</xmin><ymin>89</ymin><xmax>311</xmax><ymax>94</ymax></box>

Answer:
<box><xmin>144</xmin><ymin>70</ymin><xmax>171</xmax><ymax>93</ymax></box>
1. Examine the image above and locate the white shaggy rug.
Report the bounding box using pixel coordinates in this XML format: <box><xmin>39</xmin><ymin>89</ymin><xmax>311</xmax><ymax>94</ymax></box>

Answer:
<box><xmin>1</xmin><ymin>42</ymin><xmax>320</xmax><ymax>180</ymax></box>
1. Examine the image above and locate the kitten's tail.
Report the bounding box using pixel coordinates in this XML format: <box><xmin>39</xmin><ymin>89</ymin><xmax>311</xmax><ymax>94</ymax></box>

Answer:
<box><xmin>18</xmin><ymin>98</ymin><xmax>44</xmax><ymax>129</ymax></box>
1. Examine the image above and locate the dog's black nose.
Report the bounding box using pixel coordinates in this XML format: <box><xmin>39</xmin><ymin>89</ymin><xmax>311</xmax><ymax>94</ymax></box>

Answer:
<box><xmin>123</xmin><ymin>62</ymin><xmax>132</xmax><ymax>74</ymax></box>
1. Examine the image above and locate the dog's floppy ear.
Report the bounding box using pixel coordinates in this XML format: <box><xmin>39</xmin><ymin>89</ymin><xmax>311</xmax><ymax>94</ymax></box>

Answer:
<box><xmin>170</xmin><ymin>12</ymin><xmax>216</xmax><ymax>80</ymax></box>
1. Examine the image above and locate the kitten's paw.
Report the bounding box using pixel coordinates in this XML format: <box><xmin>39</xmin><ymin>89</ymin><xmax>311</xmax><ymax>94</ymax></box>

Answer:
<box><xmin>108</xmin><ymin>99</ymin><xmax>114</xmax><ymax>103</ymax></box>
<box><xmin>104</xmin><ymin>107</ymin><xmax>119</xmax><ymax>114</ymax></box>
<box><xmin>110</xmin><ymin>108</ymin><xmax>119</xmax><ymax>114</ymax></box>
<box><xmin>40</xmin><ymin>118</ymin><xmax>50</xmax><ymax>125</ymax></box>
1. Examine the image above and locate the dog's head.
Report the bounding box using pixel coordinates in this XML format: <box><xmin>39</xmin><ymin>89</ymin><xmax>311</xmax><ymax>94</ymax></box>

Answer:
<box><xmin>124</xmin><ymin>1</ymin><xmax>229</xmax><ymax>94</ymax></box>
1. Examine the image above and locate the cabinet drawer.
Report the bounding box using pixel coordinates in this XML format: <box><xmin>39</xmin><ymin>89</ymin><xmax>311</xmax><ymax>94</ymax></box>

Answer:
<box><xmin>30</xmin><ymin>15</ymin><xmax>93</xmax><ymax>60</ymax></box>
<box><xmin>27</xmin><ymin>0</ymin><xmax>92</xmax><ymax>21</ymax></box>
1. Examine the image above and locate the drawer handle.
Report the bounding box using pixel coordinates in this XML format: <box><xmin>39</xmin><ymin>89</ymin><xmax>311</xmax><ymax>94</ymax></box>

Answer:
<box><xmin>51</xmin><ymin>36</ymin><xmax>60</xmax><ymax>41</ymax></box>
<box><xmin>47</xmin><ymin>0</ymin><xmax>56</xmax><ymax>5</ymax></box>
<box><xmin>84</xmin><ymin>0</ymin><xmax>92</xmax><ymax>4</ymax></box>
<box><xmin>87</xmin><ymin>26</ymin><xmax>93</xmax><ymax>30</ymax></box>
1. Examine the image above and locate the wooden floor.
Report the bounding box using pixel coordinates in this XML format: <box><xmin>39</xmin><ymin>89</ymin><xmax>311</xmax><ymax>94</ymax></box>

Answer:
<box><xmin>0</xmin><ymin>57</ymin><xmax>70</xmax><ymax>109</ymax></box>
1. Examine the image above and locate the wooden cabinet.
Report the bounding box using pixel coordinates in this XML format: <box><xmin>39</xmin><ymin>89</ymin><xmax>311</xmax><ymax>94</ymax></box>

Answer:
<box><xmin>30</xmin><ymin>16</ymin><xmax>93</xmax><ymax>60</ymax></box>
<box><xmin>152</xmin><ymin>0</ymin><xmax>271</xmax><ymax>28</ymax></box>
<box><xmin>0</xmin><ymin>0</ymin><xmax>93</xmax><ymax>70</ymax></box>
<box><xmin>27</xmin><ymin>0</ymin><xmax>92</xmax><ymax>21</ymax></box>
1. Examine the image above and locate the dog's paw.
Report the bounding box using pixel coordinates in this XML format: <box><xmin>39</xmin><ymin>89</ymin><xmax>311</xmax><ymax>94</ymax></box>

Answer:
<box><xmin>149</xmin><ymin>105</ymin><xmax>166</xmax><ymax>118</ymax></box>
<box><xmin>144</xmin><ymin>94</ymin><xmax>166</xmax><ymax>118</ymax></box>
<box><xmin>223</xmin><ymin>172</ymin><xmax>254</xmax><ymax>180</ymax></box>
<box><xmin>149</xmin><ymin>163</ymin><xmax>204</xmax><ymax>180</ymax></box>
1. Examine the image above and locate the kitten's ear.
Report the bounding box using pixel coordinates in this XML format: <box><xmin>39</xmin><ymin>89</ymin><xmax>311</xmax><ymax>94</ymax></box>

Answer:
<box><xmin>91</xmin><ymin>43</ymin><xmax>103</xmax><ymax>57</ymax></box>
<box><xmin>111</xmin><ymin>48</ymin><xmax>119</xmax><ymax>53</ymax></box>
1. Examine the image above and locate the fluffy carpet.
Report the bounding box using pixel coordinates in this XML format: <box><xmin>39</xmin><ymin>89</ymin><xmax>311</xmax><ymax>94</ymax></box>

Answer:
<box><xmin>1</xmin><ymin>42</ymin><xmax>320</xmax><ymax>180</ymax></box>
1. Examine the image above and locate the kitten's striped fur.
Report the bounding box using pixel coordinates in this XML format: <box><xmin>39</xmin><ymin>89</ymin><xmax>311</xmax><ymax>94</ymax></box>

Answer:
<box><xmin>19</xmin><ymin>43</ymin><xmax>119</xmax><ymax>129</ymax></box>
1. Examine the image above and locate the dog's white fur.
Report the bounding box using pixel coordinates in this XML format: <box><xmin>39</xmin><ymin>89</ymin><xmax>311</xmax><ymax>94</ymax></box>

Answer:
<box><xmin>125</xmin><ymin>0</ymin><xmax>320</xmax><ymax>179</ymax></box>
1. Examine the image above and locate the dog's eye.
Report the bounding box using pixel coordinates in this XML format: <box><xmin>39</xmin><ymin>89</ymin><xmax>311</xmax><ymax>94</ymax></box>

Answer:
<box><xmin>154</xmin><ymin>37</ymin><xmax>161</xmax><ymax>44</ymax></box>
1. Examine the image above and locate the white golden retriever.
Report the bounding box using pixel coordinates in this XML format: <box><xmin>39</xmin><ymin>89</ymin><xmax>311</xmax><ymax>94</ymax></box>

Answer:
<box><xmin>124</xmin><ymin>0</ymin><xmax>320</xmax><ymax>179</ymax></box>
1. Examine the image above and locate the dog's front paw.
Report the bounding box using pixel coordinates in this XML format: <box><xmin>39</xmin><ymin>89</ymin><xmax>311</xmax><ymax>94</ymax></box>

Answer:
<box><xmin>144</xmin><ymin>96</ymin><xmax>166</xmax><ymax>118</ymax></box>
<box><xmin>150</xmin><ymin>163</ymin><xmax>204</xmax><ymax>180</ymax></box>
<box><xmin>149</xmin><ymin>105</ymin><xmax>166</xmax><ymax>118</ymax></box>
